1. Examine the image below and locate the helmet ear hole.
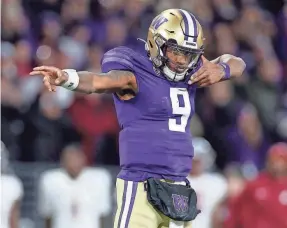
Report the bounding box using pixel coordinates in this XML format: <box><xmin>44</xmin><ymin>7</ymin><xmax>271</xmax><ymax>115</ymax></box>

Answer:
<box><xmin>167</xmin><ymin>39</ymin><xmax>177</xmax><ymax>45</ymax></box>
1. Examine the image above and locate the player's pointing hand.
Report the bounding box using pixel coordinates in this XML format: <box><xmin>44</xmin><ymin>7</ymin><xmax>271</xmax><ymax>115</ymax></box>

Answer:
<box><xmin>188</xmin><ymin>56</ymin><xmax>225</xmax><ymax>87</ymax></box>
<box><xmin>29</xmin><ymin>66</ymin><xmax>68</xmax><ymax>92</ymax></box>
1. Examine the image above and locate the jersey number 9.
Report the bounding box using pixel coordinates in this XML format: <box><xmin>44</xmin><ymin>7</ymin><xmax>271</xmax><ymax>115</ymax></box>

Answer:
<box><xmin>169</xmin><ymin>88</ymin><xmax>191</xmax><ymax>132</ymax></box>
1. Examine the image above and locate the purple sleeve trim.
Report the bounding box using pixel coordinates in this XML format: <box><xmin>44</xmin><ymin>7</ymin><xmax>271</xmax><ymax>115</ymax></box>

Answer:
<box><xmin>102</xmin><ymin>57</ymin><xmax>134</xmax><ymax>69</ymax></box>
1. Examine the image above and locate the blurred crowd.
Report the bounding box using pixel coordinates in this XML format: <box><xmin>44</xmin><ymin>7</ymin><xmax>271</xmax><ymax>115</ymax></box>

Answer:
<box><xmin>1</xmin><ymin>0</ymin><xmax>287</xmax><ymax>227</ymax></box>
<box><xmin>2</xmin><ymin>0</ymin><xmax>287</xmax><ymax>171</ymax></box>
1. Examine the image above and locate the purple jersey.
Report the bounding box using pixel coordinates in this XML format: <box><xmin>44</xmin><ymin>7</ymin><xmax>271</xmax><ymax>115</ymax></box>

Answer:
<box><xmin>101</xmin><ymin>46</ymin><xmax>201</xmax><ymax>181</ymax></box>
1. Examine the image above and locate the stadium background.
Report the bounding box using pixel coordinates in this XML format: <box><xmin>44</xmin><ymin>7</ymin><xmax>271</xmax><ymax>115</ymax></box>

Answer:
<box><xmin>1</xmin><ymin>0</ymin><xmax>287</xmax><ymax>227</ymax></box>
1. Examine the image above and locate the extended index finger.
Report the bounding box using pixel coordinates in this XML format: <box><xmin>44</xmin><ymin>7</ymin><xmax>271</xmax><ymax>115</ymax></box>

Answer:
<box><xmin>33</xmin><ymin>66</ymin><xmax>62</xmax><ymax>77</ymax></box>
<box><xmin>30</xmin><ymin>70</ymin><xmax>48</xmax><ymax>77</ymax></box>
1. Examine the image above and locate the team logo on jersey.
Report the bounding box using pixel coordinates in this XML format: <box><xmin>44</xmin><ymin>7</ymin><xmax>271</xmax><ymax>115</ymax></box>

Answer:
<box><xmin>152</xmin><ymin>15</ymin><xmax>168</xmax><ymax>29</ymax></box>
<box><xmin>172</xmin><ymin>194</ymin><xmax>189</xmax><ymax>213</ymax></box>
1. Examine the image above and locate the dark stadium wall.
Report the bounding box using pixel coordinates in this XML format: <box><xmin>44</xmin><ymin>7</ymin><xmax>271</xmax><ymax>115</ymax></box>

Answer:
<box><xmin>258</xmin><ymin>0</ymin><xmax>284</xmax><ymax>15</ymax></box>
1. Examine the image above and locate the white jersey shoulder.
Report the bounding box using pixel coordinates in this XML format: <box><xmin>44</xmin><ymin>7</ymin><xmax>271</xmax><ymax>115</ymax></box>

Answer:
<box><xmin>188</xmin><ymin>173</ymin><xmax>227</xmax><ymax>228</ymax></box>
<box><xmin>189</xmin><ymin>173</ymin><xmax>227</xmax><ymax>192</ymax></box>
<box><xmin>40</xmin><ymin>167</ymin><xmax>111</xmax><ymax>181</ymax></box>
<box><xmin>1</xmin><ymin>175</ymin><xmax>24</xmax><ymax>228</ymax></box>
<box><xmin>38</xmin><ymin>168</ymin><xmax>112</xmax><ymax>228</ymax></box>
<box><xmin>1</xmin><ymin>175</ymin><xmax>24</xmax><ymax>200</ymax></box>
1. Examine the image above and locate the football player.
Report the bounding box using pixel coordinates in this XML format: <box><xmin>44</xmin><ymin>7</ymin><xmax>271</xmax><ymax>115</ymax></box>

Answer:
<box><xmin>187</xmin><ymin>137</ymin><xmax>227</xmax><ymax>228</ymax></box>
<box><xmin>1</xmin><ymin>142</ymin><xmax>23</xmax><ymax>228</ymax></box>
<box><xmin>30</xmin><ymin>9</ymin><xmax>246</xmax><ymax>228</ymax></box>
<box><xmin>226</xmin><ymin>142</ymin><xmax>287</xmax><ymax>228</ymax></box>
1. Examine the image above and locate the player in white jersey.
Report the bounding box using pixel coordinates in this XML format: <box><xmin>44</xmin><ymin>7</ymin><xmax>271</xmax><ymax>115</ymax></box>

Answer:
<box><xmin>187</xmin><ymin>137</ymin><xmax>227</xmax><ymax>228</ymax></box>
<box><xmin>1</xmin><ymin>141</ymin><xmax>23</xmax><ymax>228</ymax></box>
<box><xmin>38</xmin><ymin>143</ymin><xmax>112</xmax><ymax>228</ymax></box>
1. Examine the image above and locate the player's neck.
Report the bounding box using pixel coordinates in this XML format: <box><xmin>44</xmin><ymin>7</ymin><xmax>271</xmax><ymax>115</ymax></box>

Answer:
<box><xmin>268</xmin><ymin>171</ymin><xmax>287</xmax><ymax>182</ymax></box>
<box><xmin>66</xmin><ymin>169</ymin><xmax>84</xmax><ymax>179</ymax></box>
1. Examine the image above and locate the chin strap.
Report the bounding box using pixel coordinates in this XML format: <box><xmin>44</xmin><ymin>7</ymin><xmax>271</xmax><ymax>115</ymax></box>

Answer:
<box><xmin>137</xmin><ymin>38</ymin><xmax>152</xmax><ymax>60</ymax></box>
<box><xmin>138</xmin><ymin>37</ymin><xmax>194</xmax><ymax>82</ymax></box>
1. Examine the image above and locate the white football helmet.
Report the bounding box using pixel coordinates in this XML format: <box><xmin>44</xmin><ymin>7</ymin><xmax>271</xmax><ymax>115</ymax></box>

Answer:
<box><xmin>192</xmin><ymin>137</ymin><xmax>216</xmax><ymax>171</ymax></box>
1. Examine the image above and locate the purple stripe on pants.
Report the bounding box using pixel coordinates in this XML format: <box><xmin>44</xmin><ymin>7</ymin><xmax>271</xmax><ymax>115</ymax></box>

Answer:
<box><xmin>117</xmin><ymin>180</ymin><xmax>128</xmax><ymax>228</ymax></box>
<box><xmin>124</xmin><ymin>182</ymin><xmax>138</xmax><ymax>228</ymax></box>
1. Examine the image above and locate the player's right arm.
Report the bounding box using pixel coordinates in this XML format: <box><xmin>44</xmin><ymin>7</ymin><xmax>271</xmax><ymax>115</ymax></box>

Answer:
<box><xmin>44</xmin><ymin>217</ymin><xmax>52</xmax><ymax>228</ymax></box>
<box><xmin>10</xmin><ymin>200</ymin><xmax>21</xmax><ymax>228</ymax></box>
<box><xmin>29</xmin><ymin>67</ymin><xmax>137</xmax><ymax>94</ymax></box>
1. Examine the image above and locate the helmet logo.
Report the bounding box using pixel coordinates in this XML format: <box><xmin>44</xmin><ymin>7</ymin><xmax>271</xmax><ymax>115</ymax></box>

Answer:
<box><xmin>152</xmin><ymin>15</ymin><xmax>168</xmax><ymax>29</ymax></box>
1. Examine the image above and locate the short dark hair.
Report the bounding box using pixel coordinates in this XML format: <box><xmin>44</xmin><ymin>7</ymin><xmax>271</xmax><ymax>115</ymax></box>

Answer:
<box><xmin>60</xmin><ymin>143</ymin><xmax>83</xmax><ymax>159</ymax></box>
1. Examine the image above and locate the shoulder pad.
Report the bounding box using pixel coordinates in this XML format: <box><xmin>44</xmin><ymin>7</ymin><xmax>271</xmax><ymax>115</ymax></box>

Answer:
<box><xmin>101</xmin><ymin>46</ymin><xmax>136</xmax><ymax>73</ymax></box>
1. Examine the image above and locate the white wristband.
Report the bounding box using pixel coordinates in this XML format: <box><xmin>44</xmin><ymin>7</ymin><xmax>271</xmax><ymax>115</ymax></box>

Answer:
<box><xmin>61</xmin><ymin>69</ymin><xmax>80</xmax><ymax>90</ymax></box>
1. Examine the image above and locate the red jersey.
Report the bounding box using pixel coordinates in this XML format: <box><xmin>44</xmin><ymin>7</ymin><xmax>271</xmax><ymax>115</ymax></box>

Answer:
<box><xmin>231</xmin><ymin>172</ymin><xmax>287</xmax><ymax>228</ymax></box>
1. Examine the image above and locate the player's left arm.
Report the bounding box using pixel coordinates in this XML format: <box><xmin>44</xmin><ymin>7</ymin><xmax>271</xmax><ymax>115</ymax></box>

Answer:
<box><xmin>211</xmin><ymin>54</ymin><xmax>246</xmax><ymax>80</ymax></box>
<box><xmin>189</xmin><ymin>55</ymin><xmax>246</xmax><ymax>87</ymax></box>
